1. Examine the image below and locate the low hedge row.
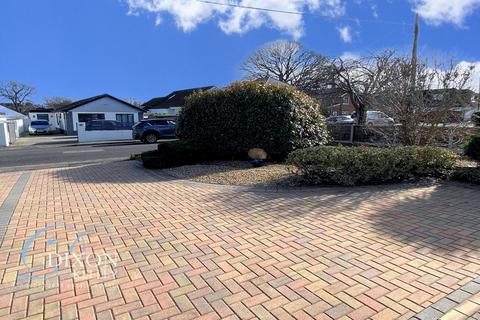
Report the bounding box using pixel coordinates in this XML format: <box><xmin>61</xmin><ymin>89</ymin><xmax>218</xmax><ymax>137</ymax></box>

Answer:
<box><xmin>141</xmin><ymin>140</ymin><xmax>215</xmax><ymax>169</ymax></box>
<box><xmin>451</xmin><ymin>167</ymin><xmax>480</xmax><ymax>185</ymax></box>
<box><xmin>287</xmin><ymin>146</ymin><xmax>458</xmax><ymax>186</ymax></box>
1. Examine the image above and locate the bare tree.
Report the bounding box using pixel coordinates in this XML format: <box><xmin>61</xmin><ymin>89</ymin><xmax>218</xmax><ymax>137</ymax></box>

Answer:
<box><xmin>376</xmin><ymin>57</ymin><xmax>475</xmax><ymax>145</ymax></box>
<box><xmin>241</xmin><ymin>40</ymin><xmax>330</xmax><ymax>94</ymax></box>
<box><xmin>329</xmin><ymin>51</ymin><xmax>395</xmax><ymax>124</ymax></box>
<box><xmin>0</xmin><ymin>81</ymin><xmax>36</xmax><ymax>113</ymax></box>
<box><xmin>124</xmin><ymin>97</ymin><xmax>143</xmax><ymax>107</ymax></box>
<box><xmin>43</xmin><ymin>96</ymin><xmax>72</xmax><ymax>110</ymax></box>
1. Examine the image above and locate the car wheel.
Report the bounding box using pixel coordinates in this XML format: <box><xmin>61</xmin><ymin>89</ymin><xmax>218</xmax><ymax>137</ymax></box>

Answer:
<box><xmin>144</xmin><ymin>133</ymin><xmax>158</xmax><ymax>144</ymax></box>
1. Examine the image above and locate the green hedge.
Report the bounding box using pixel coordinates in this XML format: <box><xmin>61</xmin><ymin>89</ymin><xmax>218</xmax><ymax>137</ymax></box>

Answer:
<box><xmin>176</xmin><ymin>81</ymin><xmax>329</xmax><ymax>159</ymax></box>
<box><xmin>141</xmin><ymin>140</ymin><xmax>214</xmax><ymax>169</ymax></box>
<box><xmin>464</xmin><ymin>134</ymin><xmax>480</xmax><ymax>161</ymax></box>
<box><xmin>287</xmin><ymin>146</ymin><xmax>458</xmax><ymax>186</ymax></box>
<box><xmin>451</xmin><ymin>167</ymin><xmax>480</xmax><ymax>185</ymax></box>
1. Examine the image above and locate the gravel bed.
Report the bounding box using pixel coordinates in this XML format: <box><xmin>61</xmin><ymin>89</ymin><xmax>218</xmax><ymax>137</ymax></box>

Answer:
<box><xmin>163</xmin><ymin>161</ymin><xmax>299</xmax><ymax>187</ymax></box>
<box><xmin>163</xmin><ymin>159</ymin><xmax>478</xmax><ymax>187</ymax></box>
<box><xmin>457</xmin><ymin>159</ymin><xmax>478</xmax><ymax>168</ymax></box>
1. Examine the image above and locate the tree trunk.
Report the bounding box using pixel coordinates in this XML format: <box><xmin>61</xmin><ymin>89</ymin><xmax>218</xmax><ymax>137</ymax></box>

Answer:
<box><xmin>357</xmin><ymin>105</ymin><xmax>366</xmax><ymax>125</ymax></box>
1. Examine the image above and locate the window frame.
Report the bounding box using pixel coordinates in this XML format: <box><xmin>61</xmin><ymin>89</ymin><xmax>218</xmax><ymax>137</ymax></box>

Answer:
<box><xmin>78</xmin><ymin>113</ymin><xmax>105</xmax><ymax>123</ymax></box>
<box><xmin>116</xmin><ymin>113</ymin><xmax>135</xmax><ymax>126</ymax></box>
<box><xmin>37</xmin><ymin>114</ymin><xmax>49</xmax><ymax>121</ymax></box>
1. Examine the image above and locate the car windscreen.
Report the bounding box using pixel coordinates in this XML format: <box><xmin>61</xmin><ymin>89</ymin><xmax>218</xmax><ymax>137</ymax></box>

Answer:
<box><xmin>31</xmin><ymin>121</ymin><xmax>49</xmax><ymax>126</ymax></box>
<box><xmin>136</xmin><ymin>122</ymin><xmax>151</xmax><ymax>128</ymax></box>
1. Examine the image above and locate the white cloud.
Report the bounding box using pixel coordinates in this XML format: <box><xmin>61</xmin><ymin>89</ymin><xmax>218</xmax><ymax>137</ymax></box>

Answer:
<box><xmin>371</xmin><ymin>4</ymin><xmax>378</xmax><ymax>18</ymax></box>
<box><xmin>340</xmin><ymin>51</ymin><xmax>360</xmax><ymax>61</ymax></box>
<box><xmin>428</xmin><ymin>61</ymin><xmax>480</xmax><ymax>91</ymax></box>
<box><xmin>458</xmin><ymin>61</ymin><xmax>480</xmax><ymax>91</ymax></box>
<box><xmin>337</xmin><ymin>26</ymin><xmax>352</xmax><ymax>43</ymax></box>
<box><xmin>125</xmin><ymin>0</ymin><xmax>345</xmax><ymax>38</ymax></box>
<box><xmin>413</xmin><ymin>0</ymin><xmax>480</xmax><ymax>25</ymax></box>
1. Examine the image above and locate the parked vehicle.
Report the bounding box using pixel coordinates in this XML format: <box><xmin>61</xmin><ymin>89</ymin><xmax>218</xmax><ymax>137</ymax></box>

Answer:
<box><xmin>29</xmin><ymin>120</ymin><xmax>52</xmax><ymax>134</ymax></box>
<box><xmin>132</xmin><ymin>119</ymin><xmax>176</xmax><ymax>143</ymax></box>
<box><xmin>85</xmin><ymin>120</ymin><xmax>131</xmax><ymax>131</ymax></box>
<box><xmin>351</xmin><ymin>111</ymin><xmax>395</xmax><ymax>126</ymax></box>
<box><xmin>326</xmin><ymin>115</ymin><xmax>355</xmax><ymax>124</ymax></box>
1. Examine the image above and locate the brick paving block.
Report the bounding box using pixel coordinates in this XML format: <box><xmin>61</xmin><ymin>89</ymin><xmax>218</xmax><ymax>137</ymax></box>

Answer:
<box><xmin>371</xmin><ymin>308</ymin><xmax>400</xmax><ymax>320</ymax></box>
<box><xmin>440</xmin><ymin>309</ymin><xmax>469</xmax><ymax>320</ymax></box>
<box><xmin>325</xmin><ymin>303</ymin><xmax>354</xmax><ymax>319</ymax></box>
<box><xmin>348</xmin><ymin>306</ymin><xmax>376</xmax><ymax>320</ymax></box>
<box><xmin>430</xmin><ymin>298</ymin><xmax>458</xmax><ymax>313</ymax></box>
<box><xmin>461</xmin><ymin>282</ymin><xmax>480</xmax><ymax>295</ymax></box>
<box><xmin>446</xmin><ymin>290</ymin><xmax>471</xmax><ymax>304</ymax></box>
<box><xmin>414</xmin><ymin>307</ymin><xmax>444</xmax><ymax>320</ymax></box>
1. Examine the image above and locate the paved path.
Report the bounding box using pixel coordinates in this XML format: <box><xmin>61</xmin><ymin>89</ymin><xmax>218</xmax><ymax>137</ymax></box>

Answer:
<box><xmin>0</xmin><ymin>162</ymin><xmax>480</xmax><ymax>319</ymax></box>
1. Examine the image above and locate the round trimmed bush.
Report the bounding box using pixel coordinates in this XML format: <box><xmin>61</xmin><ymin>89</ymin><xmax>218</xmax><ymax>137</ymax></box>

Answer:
<box><xmin>464</xmin><ymin>134</ymin><xmax>480</xmax><ymax>161</ymax></box>
<box><xmin>176</xmin><ymin>81</ymin><xmax>329</xmax><ymax>159</ymax></box>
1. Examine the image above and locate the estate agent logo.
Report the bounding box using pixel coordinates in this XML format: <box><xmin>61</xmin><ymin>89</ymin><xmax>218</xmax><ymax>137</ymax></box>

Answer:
<box><xmin>19</xmin><ymin>223</ymin><xmax>117</xmax><ymax>283</ymax></box>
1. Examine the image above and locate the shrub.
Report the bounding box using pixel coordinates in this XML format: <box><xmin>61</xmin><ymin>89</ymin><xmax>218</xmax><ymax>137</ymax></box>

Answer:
<box><xmin>287</xmin><ymin>146</ymin><xmax>458</xmax><ymax>186</ymax></box>
<box><xmin>451</xmin><ymin>167</ymin><xmax>480</xmax><ymax>185</ymax></box>
<box><xmin>141</xmin><ymin>140</ymin><xmax>214</xmax><ymax>169</ymax></box>
<box><xmin>176</xmin><ymin>81</ymin><xmax>329</xmax><ymax>159</ymax></box>
<box><xmin>472</xmin><ymin>112</ymin><xmax>480</xmax><ymax>126</ymax></box>
<box><xmin>464</xmin><ymin>134</ymin><xmax>480</xmax><ymax>161</ymax></box>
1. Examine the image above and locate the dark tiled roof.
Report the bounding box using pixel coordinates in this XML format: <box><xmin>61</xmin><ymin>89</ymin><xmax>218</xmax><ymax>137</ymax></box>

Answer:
<box><xmin>28</xmin><ymin>108</ymin><xmax>54</xmax><ymax>113</ymax></box>
<box><xmin>58</xmin><ymin>94</ymin><xmax>144</xmax><ymax>112</ymax></box>
<box><xmin>143</xmin><ymin>86</ymin><xmax>215</xmax><ymax>110</ymax></box>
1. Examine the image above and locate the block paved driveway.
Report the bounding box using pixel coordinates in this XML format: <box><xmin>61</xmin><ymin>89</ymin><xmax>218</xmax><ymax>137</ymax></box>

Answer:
<box><xmin>0</xmin><ymin>161</ymin><xmax>480</xmax><ymax>320</ymax></box>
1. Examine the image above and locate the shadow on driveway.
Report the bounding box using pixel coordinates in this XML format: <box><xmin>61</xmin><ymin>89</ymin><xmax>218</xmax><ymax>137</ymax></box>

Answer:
<box><xmin>48</xmin><ymin>161</ymin><xmax>480</xmax><ymax>254</ymax></box>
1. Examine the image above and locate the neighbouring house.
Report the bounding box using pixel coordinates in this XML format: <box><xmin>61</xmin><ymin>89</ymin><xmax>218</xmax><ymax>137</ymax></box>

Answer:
<box><xmin>0</xmin><ymin>105</ymin><xmax>29</xmax><ymax>138</ymax></box>
<box><xmin>317</xmin><ymin>87</ymin><xmax>356</xmax><ymax>116</ymax></box>
<box><xmin>425</xmin><ymin>89</ymin><xmax>480</xmax><ymax>122</ymax></box>
<box><xmin>56</xmin><ymin>94</ymin><xmax>144</xmax><ymax>135</ymax></box>
<box><xmin>28</xmin><ymin>108</ymin><xmax>56</xmax><ymax>128</ymax></box>
<box><xmin>143</xmin><ymin>86</ymin><xmax>215</xmax><ymax>116</ymax></box>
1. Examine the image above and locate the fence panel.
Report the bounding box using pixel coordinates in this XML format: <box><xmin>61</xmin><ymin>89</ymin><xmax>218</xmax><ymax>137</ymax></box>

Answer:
<box><xmin>327</xmin><ymin>124</ymin><xmax>353</xmax><ymax>143</ymax></box>
<box><xmin>329</xmin><ymin>123</ymin><xmax>479</xmax><ymax>148</ymax></box>
<box><xmin>77</xmin><ymin>122</ymin><xmax>133</xmax><ymax>143</ymax></box>
<box><xmin>7</xmin><ymin>122</ymin><xmax>16</xmax><ymax>144</ymax></box>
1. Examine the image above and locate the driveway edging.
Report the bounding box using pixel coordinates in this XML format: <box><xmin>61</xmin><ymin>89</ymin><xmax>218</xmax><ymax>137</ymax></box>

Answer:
<box><xmin>0</xmin><ymin>172</ymin><xmax>30</xmax><ymax>245</ymax></box>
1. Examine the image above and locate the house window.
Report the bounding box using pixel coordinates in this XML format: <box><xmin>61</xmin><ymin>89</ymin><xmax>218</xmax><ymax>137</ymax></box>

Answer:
<box><xmin>342</xmin><ymin>96</ymin><xmax>349</xmax><ymax>105</ymax></box>
<box><xmin>116</xmin><ymin>114</ymin><xmax>134</xmax><ymax>126</ymax></box>
<box><xmin>37</xmin><ymin>114</ymin><xmax>49</xmax><ymax>121</ymax></box>
<box><xmin>78</xmin><ymin>113</ymin><xmax>105</xmax><ymax>123</ymax></box>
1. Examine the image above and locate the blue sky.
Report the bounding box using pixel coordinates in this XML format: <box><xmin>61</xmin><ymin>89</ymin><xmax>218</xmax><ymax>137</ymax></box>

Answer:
<box><xmin>0</xmin><ymin>0</ymin><xmax>479</xmax><ymax>104</ymax></box>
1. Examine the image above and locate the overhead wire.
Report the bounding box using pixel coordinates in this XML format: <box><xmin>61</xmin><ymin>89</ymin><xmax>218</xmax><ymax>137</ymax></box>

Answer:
<box><xmin>195</xmin><ymin>0</ymin><xmax>407</xmax><ymax>26</ymax></box>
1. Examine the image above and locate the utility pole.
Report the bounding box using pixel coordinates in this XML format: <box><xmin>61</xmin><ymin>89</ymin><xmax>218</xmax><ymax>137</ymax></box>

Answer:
<box><xmin>402</xmin><ymin>13</ymin><xmax>420</xmax><ymax>144</ymax></box>
<box><xmin>478</xmin><ymin>81</ymin><xmax>480</xmax><ymax>111</ymax></box>
<box><xmin>411</xmin><ymin>13</ymin><xmax>419</xmax><ymax>86</ymax></box>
